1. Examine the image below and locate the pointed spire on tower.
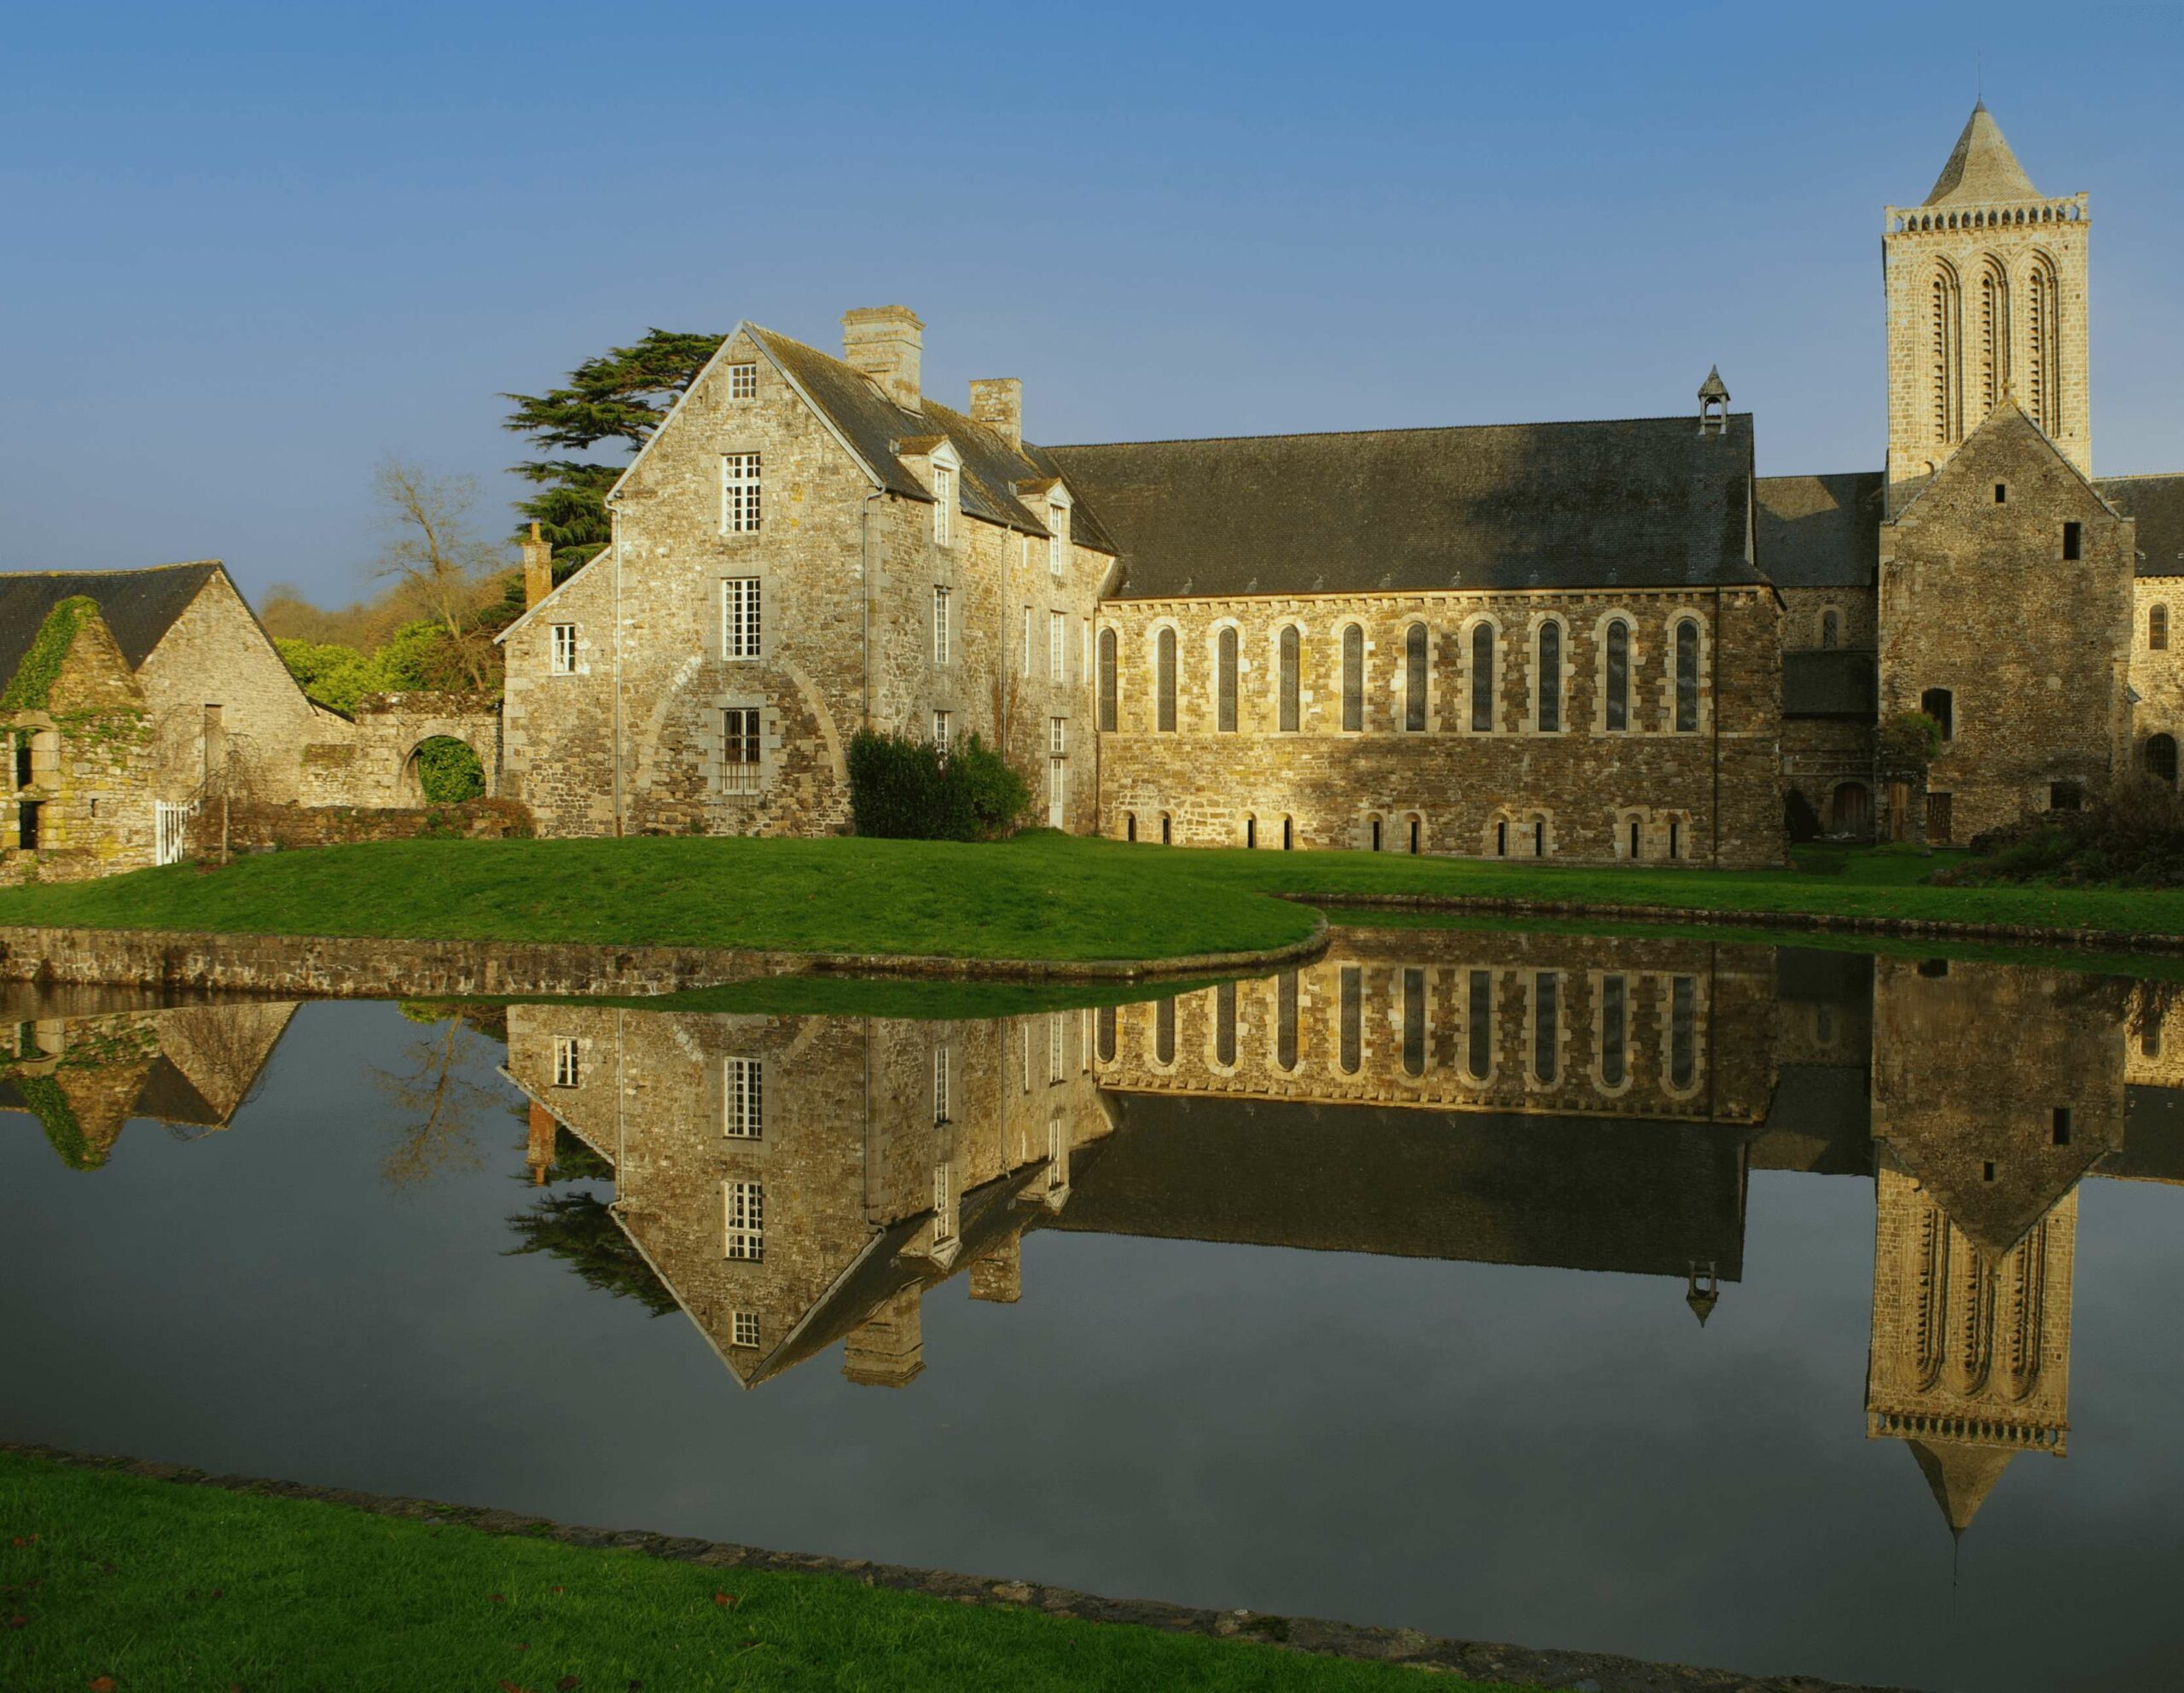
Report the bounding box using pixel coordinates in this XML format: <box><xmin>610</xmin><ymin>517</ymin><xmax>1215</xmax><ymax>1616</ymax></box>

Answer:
<box><xmin>1924</xmin><ymin>102</ymin><xmax>2041</xmax><ymax>206</ymax></box>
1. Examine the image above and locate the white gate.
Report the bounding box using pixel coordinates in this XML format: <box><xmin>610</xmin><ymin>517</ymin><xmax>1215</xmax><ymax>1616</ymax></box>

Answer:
<box><xmin>155</xmin><ymin>800</ymin><xmax>195</xmax><ymax>866</ymax></box>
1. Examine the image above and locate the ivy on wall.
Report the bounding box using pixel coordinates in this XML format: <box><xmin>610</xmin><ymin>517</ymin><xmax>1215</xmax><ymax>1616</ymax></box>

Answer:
<box><xmin>0</xmin><ymin>596</ymin><xmax>99</xmax><ymax>709</ymax></box>
<box><xmin>17</xmin><ymin>1073</ymin><xmax>105</xmax><ymax>1172</ymax></box>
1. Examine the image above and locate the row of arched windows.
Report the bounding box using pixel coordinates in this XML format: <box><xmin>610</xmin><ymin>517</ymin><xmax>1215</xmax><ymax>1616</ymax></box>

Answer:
<box><xmin>1099</xmin><ymin>614</ymin><xmax>1707</xmax><ymax>736</ymax></box>
<box><xmin>1924</xmin><ymin>253</ymin><xmax>2063</xmax><ymax>443</ymax></box>
<box><xmin>1114</xmin><ymin>968</ymin><xmax>1702</xmax><ymax>1093</ymax></box>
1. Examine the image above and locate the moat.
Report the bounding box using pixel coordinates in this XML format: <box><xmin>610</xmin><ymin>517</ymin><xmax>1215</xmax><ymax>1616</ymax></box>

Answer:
<box><xmin>5</xmin><ymin>926</ymin><xmax>2182</xmax><ymax>1692</ymax></box>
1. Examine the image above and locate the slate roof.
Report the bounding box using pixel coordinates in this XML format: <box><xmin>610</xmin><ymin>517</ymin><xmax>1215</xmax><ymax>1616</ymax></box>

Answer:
<box><xmin>1755</xmin><ymin>472</ymin><xmax>1882</xmax><ymax>588</ymax></box>
<box><xmin>0</xmin><ymin>562</ymin><xmax>224</xmax><ymax>694</ymax></box>
<box><xmin>2096</xmin><ymin>474</ymin><xmax>2184</xmax><ymax>577</ymax></box>
<box><xmin>1046</xmin><ymin>1092</ymin><xmax>1748</xmax><ymax>1279</ymax></box>
<box><xmin>1040</xmin><ymin>413</ymin><xmax>1761</xmax><ymax>601</ymax></box>
<box><xmin>747</xmin><ymin>327</ymin><xmax>1120</xmax><ymax>556</ymax></box>
<box><xmin>1924</xmin><ymin>102</ymin><xmax>2041</xmax><ymax>207</ymax></box>
<box><xmin>1784</xmin><ymin>649</ymin><xmax>1878</xmax><ymax>720</ymax></box>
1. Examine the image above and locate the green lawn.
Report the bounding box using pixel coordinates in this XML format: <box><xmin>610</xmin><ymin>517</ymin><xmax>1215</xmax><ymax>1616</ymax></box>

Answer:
<box><xmin>0</xmin><ymin>831</ymin><xmax>2176</xmax><ymax>964</ymax></box>
<box><xmin>0</xmin><ymin>1451</ymin><xmax>1497</xmax><ymax>1693</ymax></box>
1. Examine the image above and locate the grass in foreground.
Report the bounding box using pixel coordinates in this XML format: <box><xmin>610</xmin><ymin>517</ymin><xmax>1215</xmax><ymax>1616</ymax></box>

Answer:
<box><xmin>0</xmin><ymin>831</ymin><xmax>2180</xmax><ymax>964</ymax></box>
<box><xmin>0</xmin><ymin>1452</ymin><xmax>1498</xmax><ymax>1693</ymax></box>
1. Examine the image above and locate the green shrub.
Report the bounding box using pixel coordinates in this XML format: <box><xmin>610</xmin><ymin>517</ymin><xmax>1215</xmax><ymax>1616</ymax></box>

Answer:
<box><xmin>846</xmin><ymin>729</ymin><xmax>1029</xmax><ymax>841</ymax></box>
<box><xmin>1948</xmin><ymin>775</ymin><xmax>2184</xmax><ymax>887</ymax></box>
<box><xmin>413</xmin><ymin>736</ymin><xmax>486</xmax><ymax>804</ymax></box>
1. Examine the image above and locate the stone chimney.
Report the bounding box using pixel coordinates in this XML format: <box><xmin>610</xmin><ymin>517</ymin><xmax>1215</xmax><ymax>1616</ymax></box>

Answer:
<box><xmin>521</xmin><ymin>521</ymin><xmax>554</xmax><ymax>608</ymax></box>
<box><xmin>969</xmin><ymin>378</ymin><xmax>1022</xmax><ymax>451</ymax></box>
<box><xmin>841</xmin><ymin>305</ymin><xmax>923</xmax><ymax>412</ymax></box>
<box><xmin>526</xmin><ymin>1101</ymin><xmax>556</xmax><ymax>1186</ymax></box>
<box><xmin>840</xmin><ymin>1286</ymin><xmax>925</xmax><ymax>1388</ymax></box>
<box><xmin>967</xmin><ymin>1234</ymin><xmax>1022</xmax><ymax>1304</ymax></box>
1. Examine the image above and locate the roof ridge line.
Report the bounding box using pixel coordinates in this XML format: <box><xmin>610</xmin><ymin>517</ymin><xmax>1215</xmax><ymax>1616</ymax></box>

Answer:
<box><xmin>1046</xmin><ymin>413</ymin><xmax>1753</xmax><ymax>452</ymax></box>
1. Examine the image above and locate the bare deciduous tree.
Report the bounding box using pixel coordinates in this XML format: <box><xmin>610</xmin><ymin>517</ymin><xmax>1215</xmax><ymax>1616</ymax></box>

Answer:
<box><xmin>369</xmin><ymin>456</ymin><xmax>505</xmax><ymax>689</ymax></box>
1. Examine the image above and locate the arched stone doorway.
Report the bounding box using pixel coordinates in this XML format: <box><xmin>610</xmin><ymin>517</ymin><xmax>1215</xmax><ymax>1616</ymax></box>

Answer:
<box><xmin>1829</xmin><ymin>781</ymin><xmax>1873</xmax><ymax>839</ymax></box>
<box><xmin>402</xmin><ymin>736</ymin><xmax>487</xmax><ymax>805</ymax></box>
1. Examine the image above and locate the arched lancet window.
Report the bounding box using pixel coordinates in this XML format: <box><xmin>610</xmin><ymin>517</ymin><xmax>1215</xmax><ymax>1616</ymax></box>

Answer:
<box><xmin>1124</xmin><ymin>812</ymin><xmax>1136</xmax><ymax>842</ymax></box>
<box><xmin>1470</xmin><ymin>623</ymin><xmax>1496</xmax><ymax>731</ymax></box>
<box><xmin>1097</xmin><ymin>628</ymin><xmax>1118</xmax><ymax>731</ymax></box>
<box><xmin>1465</xmin><ymin>969</ymin><xmax>1493</xmax><ymax>1082</ymax></box>
<box><xmin>1536</xmin><ymin>622</ymin><xmax>1562</xmax><ymax>731</ymax></box>
<box><xmin>1401</xmin><ymin>968</ymin><xmax>1426</xmax><ymax>1078</ymax></box>
<box><xmin>1600</xmin><ymin>974</ymin><xmax>1627</xmax><ymax>1089</ymax></box>
<box><xmin>1095</xmin><ymin>1005</ymin><xmax>1117</xmax><ymax>1063</ymax></box>
<box><xmin>1214</xmin><ymin>980</ymin><xmax>1237</xmax><ymax>1068</ymax></box>
<box><xmin>1275</xmin><ymin>971</ymin><xmax>1299</xmax><ymax>1071</ymax></box>
<box><xmin>1531</xmin><ymin>972</ymin><xmax>1560</xmax><ymax>1085</ymax></box>
<box><xmin>1920</xmin><ymin>686</ymin><xmax>1955</xmax><ymax>741</ymax></box>
<box><xmin>1278</xmin><ymin>626</ymin><xmax>1302</xmax><ymax>732</ymax></box>
<box><xmin>1821</xmin><ymin>609</ymin><xmax>1840</xmax><ymax>650</ymax></box>
<box><xmin>1978</xmin><ymin>260</ymin><xmax>2010</xmax><ymax>420</ymax></box>
<box><xmin>1604</xmin><ymin>619</ymin><xmax>1629</xmax><ymax>730</ymax></box>
<box><xmin>1159</xmin><ymin>812</ymin><xmax>1172</xmax><ymax>845</ymax></box>
<box><xmin>2148</xmin><ymin>734</ymin><xmax>2178</xmax><ymax>787</ymax></box>
<box><xmin>1403</xmin><ymin>623</ymin><xmax>1428</xmax><ymax>732</ymax></box>
<box><xmin>1408</xmin><ymin>815</ymin><xmax>1421</xmax><ymax>856</ymax></box>
<box><xmin>2025</xmin><ymin>254</ymin><xmax>2060</xmax><ymax>436</ymax></box>
<box><xmin>1929</xmin><ymin>263</ymin><xmax>1961</xmax><ymax>444</ymax></box>
<box><xmin>1154</xmin><ymin>996</ymin><xmax>1176</xmax><ymax>1066</ymax></box>
<box><xmin>1216</xmin><ymin>626</ymin><xmax>1238</xmax><ymax>732</ymax></box>
<box><xmin>1341</xmin><ymin>623</ymin><xmax>1364</xmax><ymax>732</ymax></box>
<box><xmin>1155</xmin><ymin>628</ymin><xmax>1177</xmax><ymax>732</ymax></box>
<box><xmin>1674</xmin><ymin>619</ymin><xmax>1701</xmax><ymax>732</ymax></box>
<box><xmin>1338</xmin><ymin>965</ymin><xmax>1362</xmax><ymax>1074</ymax></box>
<box><xmin>2152</xmin><ymin>605</ymin><xmax>2169</xmax><ymax>652</ymax></box>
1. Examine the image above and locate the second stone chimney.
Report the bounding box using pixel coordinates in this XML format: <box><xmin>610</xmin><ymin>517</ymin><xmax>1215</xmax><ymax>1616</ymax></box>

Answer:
<box><xmin>969</xmin><ymin>377</ymin><xmax>1022</xmax><ymax>450</ymax></box>
<box><xmin>841</xmin><ymin>305</ymin><xmax>924</xmax><ymax>412</ymax></box>
<box><xmin>521</xmin><ymin>521</ymin><xmax>554</xmax><ymax>608</ymax></box>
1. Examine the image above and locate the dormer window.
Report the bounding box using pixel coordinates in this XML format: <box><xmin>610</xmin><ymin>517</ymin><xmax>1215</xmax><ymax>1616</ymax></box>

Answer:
<box><xmin>727</xmin><ymin>363</ymin><xmax>758</xmax><ymax>400</ymax></box>
<box><xmin>933</xmin><ymin>464</ymin><xmax>954</xmax><ymax>544</ymax></box>
<box><xmin>1048</xmin><ymin>494</ymin><xmax>1070</xmax><ymax>575</ymax></box>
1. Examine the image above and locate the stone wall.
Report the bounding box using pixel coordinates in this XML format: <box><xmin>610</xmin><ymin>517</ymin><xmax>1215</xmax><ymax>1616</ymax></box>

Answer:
<box><xmin>334</xmin><ymin>692</ymin><xmax>502</xmax><ymax>807</ymax></box>
<box><xmin>2128</xmin><ymin>578</ymin><xmax>2184</xmax><ymax>783</ymax></box>
<box><xmin>2</xmin><ymin>612</ymin><xmax>157</xmax><ymax>883</ymax></box>
<box><xmin>183</xmin><ymin>797</ymin><xmax>531</xmax><ymax>857</ymax></box>
<box><xmin>1783</xmin><ymin>719</ymin><xmax>1878</xmax><ymax>838</ymax></box>
<box><xmin>1095</xmin><ymin>586</ymin><xmax>1784</xmax><ymax>866</ymax></box>
<box><xmin>1780</xmin><ymin>585</ymin><xmax>1879</xmax><ymax>653</ymax></box>
<box><xmin>1878</xmin><ymin>408</ymin><xmax>2135</xmax><ymax>843</ymax></box>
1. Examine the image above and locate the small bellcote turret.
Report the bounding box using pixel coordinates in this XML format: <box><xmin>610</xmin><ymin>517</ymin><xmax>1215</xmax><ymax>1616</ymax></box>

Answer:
<box><xmin>1698</xmin><ymin>367</ymin><xmax>1730</xmax><ymax>435</ymax></box>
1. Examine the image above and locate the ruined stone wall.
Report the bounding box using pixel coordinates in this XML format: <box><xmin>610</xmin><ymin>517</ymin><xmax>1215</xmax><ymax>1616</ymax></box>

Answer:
<box><xmin>1095</xmin><ymin>586</ymin><xmax>1782</xmax><ymax>866</ymax></box>
<box><xmin>183</xmin><ymin>797</ymin><xmax>530</xmax><ymax>857</ymax></box>
<box><xmin>1095</xmin><ymin>928</ymin><xmax>1776</xmax><ymax>1126</ymax></box>
<box><xmin>502</xmin><ymin>329</ymin><xmax>1105</xmax><ymax>840</ymax></box>
<box><xmin>339</xmin><ymin>693</ymin><xmax>502</xmax><ymax>806</ymax></box>
<box><xmin>1879</xmin><ymin>413</ymin><xmax>2135</xmax><ymax>842</ymax></box>
<box><xmin>2</xmin><ymin>614</ymin><xmax>157</xmax><ymax>883</ymax></box>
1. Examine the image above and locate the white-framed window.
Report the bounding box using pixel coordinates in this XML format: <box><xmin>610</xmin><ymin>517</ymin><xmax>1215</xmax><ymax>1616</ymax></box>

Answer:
<box><xmin>549</xmin><ymin>624</ymin><xmax>578</xmax><ymax>675</ymax></box>
<box><xmin>933</xmin><ymin>1162</ymin><xmax>956</xmax><ymax>1244</ymax></box>
<box><xmin>932</xmin><ymin>465</ymin><xmax>955</xmax><ymax>544</ymax></box>
<box><xmin>722</xmin><ymin>708</ymin><xmax>762</xmax><ymax>793</ymax></box>
<box><xmin>1047</xmin><ymin>1111</ymin><xmax>1067</xmax><ymax>1191</ymax></box>
<box><xmin>723</xmin><ymin>1057</ymin><xmax>762</xmax><ymax>1138</ymax></box>
<box><xmin>723</xmin><ymin>1180</ymin><xmax>764</xmax><ymax>1260</ymax></box>
<box><xmin>1048</xmin><ymin>716</ymin><xmax>1066</xmax><ymax>757</ymax></box>
<box><xmin>932</xmin><ymin>709</ymin><xmax>950</xmax><ymax>751</ymax></box>
<box><xmin>933</xmin><ymin>585</ymin><xmax>952</xmax><ymax>665</ymax></box>
<box><xmin>932</xmin><ymin>1047</ymin><xmax>952</xmax><ymax>1125</ymax></box>
<box><xmin>721</xmin><ymin>452</ymin><xmax>762</xmax><ymax>533</ymax></box>
<box><xmin>1049</xmin><ymin>611</ymin><xmax>1066</xmax><ymax>680</ymax></box>
<box><xmin>1048</xmin><ymin>499</ymin><xmax>1069</xmax><ymax>574</ymax></box>
<box><xmin>723</xmin><ymin>578</ymin><xmax>761</xmax><ymax>660</ymax></box>
<box><xmin>551</xmin><ymin>1035</ymin><xmax>579</xmax><ymax>1088</ymax></box>
<box><xmin>1022</xmin><ymin>607</ymin><xmax>1034</xmax><ymax>675</ymax></box>
<box><xmin>729</xmin><ymin>1309</ymin><xmax>760</xmax><ymax>1348</ymax></box>
<box><xmin>1048</xmin><ymin>1014</ymin><xmax>1065</xmax><ymax>1084</ymax></box>
<box><xmin>727</xmin><ymin>363</ymin><xmax>758</xmax><ymax>401</ymax></box>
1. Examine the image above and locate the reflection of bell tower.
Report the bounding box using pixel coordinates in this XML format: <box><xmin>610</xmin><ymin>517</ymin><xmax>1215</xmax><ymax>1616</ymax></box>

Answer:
<box><xmin>1866</xmin><ymin>1165</ymin><xmax>2075</xmax><ymax>1533</ymax></box>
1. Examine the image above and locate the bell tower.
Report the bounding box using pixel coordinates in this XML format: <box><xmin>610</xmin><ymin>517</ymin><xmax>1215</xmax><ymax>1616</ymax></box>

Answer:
<box><xmin>1883</xmin><ymin>103</ymin><xmax>2090</xmax><ymax>513</ymax></box>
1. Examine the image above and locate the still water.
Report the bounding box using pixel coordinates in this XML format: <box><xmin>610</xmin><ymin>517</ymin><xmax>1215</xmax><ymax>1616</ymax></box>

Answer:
<box><xmin>5</xmin><ymin>927</ymin><xmax>2183</xmax><ymax>1692</ymax></box>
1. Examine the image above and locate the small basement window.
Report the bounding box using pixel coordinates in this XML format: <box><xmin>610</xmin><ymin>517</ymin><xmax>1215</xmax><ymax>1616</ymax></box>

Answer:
<box><xmin>2051</xmin><ymin>781</ymin><xmax>2083</xmax><ymax>812</ymax></box>
<box><xmin>2063</xmin><ymin>521</ymin><xmax>2083</xmax><ymax>561</ymax></box>
<box><xmin>2052</xmin><ymin>1108</ymin><xmax>2072</xmax><ymax>1147</ymax></box>
<box><xmin>1995</xmin><ymin>483</ymin><xmax>2007</xmax><ymax>503</ymax></box>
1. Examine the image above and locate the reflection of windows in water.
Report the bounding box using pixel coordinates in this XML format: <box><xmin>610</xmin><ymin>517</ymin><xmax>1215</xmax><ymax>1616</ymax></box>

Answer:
<box><xmin>1815</xmin><ymin>1004</ymin><xmax>1836</xmax><ymax>1045</ymax></box>
<box><xmin>2142</xmin><ymin>1019</ymin><xmax>2163</xmax><ymax>1061</ymax></box>
<box><xmin>730</xmin><ymin>1310</ymin><xmax>759</xmax><ymax>1349</ymax></box>
<box><xmin>723</xmin><ymin>1181</ymin><xmax>764</xmax><ymax>1260</ymax></box>
<box><xmin>1339</xmin><ymin>966</ymin><xmax>1362</xmax><ymax>1074</ymax></box>
<box><xmin>933</xmin><ymin>1164</ymin><xmax>955</xmax><ymax>1242</ymax></box>
<box><xmin>1215</xmin><ymin>981</ymin><xmax>1237</xmax><ymax>1067</ymax></box>
<box><xmin>932</xmin><ymin>1048</ymin><xmax>951</xmax><ymax>1125</ymax></box>
<box><xmin>1096</xmin><ymin>1005</ymin><xmax>1117</xmax><ymax>1063</ymax></box>
<box><xmin>1532</xmin><ymin>972</ymin><xmax>1560</xmax><ymax>1085</ymax></box>
<box><xmin>552</xmin><ymin>1036</ymin><xmax>579</xmax><ymax>1088</ymax></box>
<box><xmin>1402</xmin><ymin>968</ymin><xmax>1426</xmax><ymax>1077</ymax></box>
<box><xmin>1466</xmin><ymin>969</ymin><xmax>1492</xmax><ymax>1081</ymax></box>
<box><xmin>1670</xmin><ymin>976</ymin><xmax>1697</xmax><ymax>1089</ymax></box>
<box><xmin>723</xmin><ymin>1057</ymin><xmax>762</xmax><ymax>1138</ymax></box>
<box><xmin>1276</xmin><ymin>971</ymin><xmax>1298</xmax><ymax>1070</ymax></box>
<box><xmin>1048</xmin><ymin>1112</ymin><xmax>1067</xmax><ymax>1189</ymax></box>
<box><xmin>1155</xmin><ymin>998</ymin><xmax>1176</xmax><ymax>1066</ymax></box>
<box><xmin>1600</xmin><ymin>974</ymin><xmax>1626</xmax><ymax>1087</ymax></box>
<box><xmin>1048</xmin><ymin>1015</ymin><xmax>1065</xmax><ymax>1084</ymax></box>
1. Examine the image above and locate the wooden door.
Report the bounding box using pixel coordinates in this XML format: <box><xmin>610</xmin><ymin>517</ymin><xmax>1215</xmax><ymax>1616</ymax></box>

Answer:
<box><xmin>1925</xmin><ymin>791</ymin><xmax>1953</xmax><ymax>845</ymax></box>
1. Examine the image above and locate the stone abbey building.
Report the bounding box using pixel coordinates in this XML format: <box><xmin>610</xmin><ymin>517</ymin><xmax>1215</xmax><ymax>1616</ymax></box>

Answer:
<box><xmin>496</xmin><ymin>102</ymin><xmax>2183</xmax><ymax>863</ymax></box>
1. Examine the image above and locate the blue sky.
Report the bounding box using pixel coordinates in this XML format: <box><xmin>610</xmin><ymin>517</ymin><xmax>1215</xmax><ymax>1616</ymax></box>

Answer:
<box><xmin>7</xmin><ymin>1</ymin><xmax>2181</xmax><ymax>604</ymax></box>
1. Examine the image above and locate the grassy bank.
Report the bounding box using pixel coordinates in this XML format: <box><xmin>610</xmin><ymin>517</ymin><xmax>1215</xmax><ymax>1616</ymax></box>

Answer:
<box><xmin>0</xmin><ymin>1451</ymin><xmax>1496</xmax><ymax>1692</ymax></box>
<box><xmin>1</xmin><ymin>832</ymin><xmax>2180</xmax><ymax>963</ymax></box>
